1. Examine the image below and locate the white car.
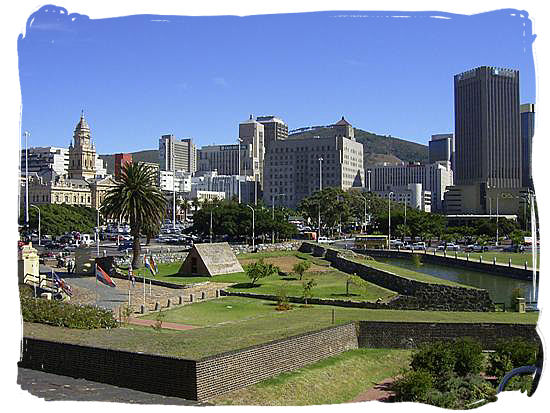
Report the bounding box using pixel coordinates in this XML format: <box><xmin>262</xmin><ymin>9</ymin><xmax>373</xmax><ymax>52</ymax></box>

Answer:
<box><xmin>318</xmin><ymin>237</ymin><xmax>332</xmax><ymax>244</ymax></box>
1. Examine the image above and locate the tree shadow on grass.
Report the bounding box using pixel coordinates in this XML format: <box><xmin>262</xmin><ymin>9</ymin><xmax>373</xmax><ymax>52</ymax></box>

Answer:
<box><xmin>231</xmin><ymin>283</ymin><xmax>261</xmax><ymax>289</ymax></box>
<box><xmin>281</xmin><ymin>277</ymin><xmax>298</xmax><ymax>281</ymax></box>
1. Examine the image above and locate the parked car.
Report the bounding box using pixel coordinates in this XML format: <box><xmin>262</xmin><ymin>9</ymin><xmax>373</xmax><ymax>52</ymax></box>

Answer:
<box><xmin>318</xmin><ymin>237</ymin><xmax>332</xmax><ymax>244</ymax></box>
<box><xmin>412</xmin><ymin>242</ymin><xmax>426</xmax><ymax>250</ymax></box>
<box><xmin>445</xmin><ymin>243</ymin><xmax>460</xmax><ymax>251</ymax></box>
<box><xmin>465</xmin><ymin>244</ymin><xmax>489</xmax><ymax>252</ymax></box>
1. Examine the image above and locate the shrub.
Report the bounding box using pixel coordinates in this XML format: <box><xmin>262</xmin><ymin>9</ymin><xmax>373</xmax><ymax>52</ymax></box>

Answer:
<box><xmin>245</xmin><ymin>259</ymin><xmax>279</xmax><ymax>285</ymax></box>
<box><xmin>410</xmin><ymin>341</ymin><xmax>456</xmax><ymax>382</ymax></box>
<box><xmin>411</xmin><ymin>254</ymin><xmax>423</xmax><ymax>267</ymax></box>
<box><xmin>20</xmin><ymin>289</ymin><xmax>118</xmax><ymax>329</ymax></box>
<box><xmin>276</xmin><ymin>286</ymin><xmax>291</xmax><ymax>311</ymax></box>
<box><xmin>487</xmin><ymin>338</ymin><xmax>538</xmax><ymax>379</ymax></box>
<box><xmin>428</xmin><ymin>374</ymin><xmax>497</xmax><ymax>409</ymax></box>
<box><xmin>392</xmin><ymin>370</ymin><xmax>435</xmax><ymax>402</ymax></box>
<box><xmin>451</xmin><ymin>337</ymin><xmax>485</xmax><ymax>377</ymax></box>
<box><xmin>292</xmin><ymin>260</ymin><xmax>311</xmax><ymax>280</ymax></box>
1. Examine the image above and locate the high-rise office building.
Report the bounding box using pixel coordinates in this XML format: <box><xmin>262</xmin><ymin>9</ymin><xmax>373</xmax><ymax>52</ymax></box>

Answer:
<box><xmin>521</xmin><ymin>103</ymin><xmax>535</xmax><ymax>189</ymax></box>
<box><xmin>114</xmin><ymin>153</ymin><xmax>132</xmax><ymax>179</ymax></box>
<box><xmin>256</xmin><ymin>116</ymin><xmax>288</xmax><ymax>148</ymax></box>
<box><xmin>159</xmin><ymin>135</ymin><xmax>197</xmax><ymax>173</ymax></box>
<box><xmin>263</xmin><ymin>117</ymin><xmax>363</xmax><ymax>209</ymax></box>
<box><xmin>454</xmin><ymin>66</ymin><xmax>522</xmax><ymax>188</ymax></box>
<box><xmin>20</xmin><ymin>147</ymin><xmax>69</xmax><ymax>177</ymax></box>
<box><xmin>429</xmin><ymin>134</ymin><xmax>454</xmax><ymax>168</ymax></box>
<box><xmin>239</xmin><ymin>115</ymin><xmax>265</xmax><ymax>186</ymax></box>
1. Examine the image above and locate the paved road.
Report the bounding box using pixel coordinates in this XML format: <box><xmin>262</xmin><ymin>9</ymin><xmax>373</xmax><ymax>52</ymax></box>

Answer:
<box><xmin>39</xmin><ymin>265</ymin><xmax>130</xmax><ymax>311</ymax></box>
<box><xmin>17</xmin><ymin>368</ymin><xmax>204</xmax><ymax>405</ymax></box>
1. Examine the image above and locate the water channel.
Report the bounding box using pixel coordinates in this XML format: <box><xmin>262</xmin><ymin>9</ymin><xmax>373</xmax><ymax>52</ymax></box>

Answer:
<box><xmin>374</xmin><ymin>257</ymin><xmax>537</xmax><ymax>304</ymax></box>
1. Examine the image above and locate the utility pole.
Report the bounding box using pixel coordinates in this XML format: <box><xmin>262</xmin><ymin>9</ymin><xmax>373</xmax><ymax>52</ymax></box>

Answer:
<box><xmin>247</xmin><ymin>205</ymin><xmax>255</xmax><ymax>251</ymax></box>
<box><xmin>172</xmin><ymin>171</ymin><xmax>176</xmax><ymax>229</ymax></box>
<box><xmin>318</xmin><ymin>157</ymin><xmax>323</xmax><ymax>242</ymax></box>
<box><xmin>388</xmin><ymin>192</ymin><xmax>393</xmax><ymax>249</ymax></box>
<box><xmin>24</xmin><ymin>131</ymin><xmax>30</xmax><ymax>232</ymax></box>
<box><xmin>237</xmin><ymin>138</ymin><xmax>242</xmax><ymax>204</ymax></box>
<box><xmin>30</xmin><ymin>205</ymin><xmax>40</xmax><ymax>246</ymax></box>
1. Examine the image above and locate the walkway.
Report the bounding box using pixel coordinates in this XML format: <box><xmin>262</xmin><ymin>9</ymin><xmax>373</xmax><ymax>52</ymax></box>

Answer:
<box><xmin>124</xmin><ymin>317</ymin><xmax>196</xmax><ymax>331</ymax></box>
<box><xmin>351</xmin><ymin>377</ymin><xmax>396</xmax><ymax>403</ymax></box>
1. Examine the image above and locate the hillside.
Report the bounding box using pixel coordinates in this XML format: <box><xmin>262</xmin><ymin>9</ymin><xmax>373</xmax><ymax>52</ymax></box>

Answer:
<box><xmin>288</xmin><ymin>127</ymin><xmax>428</xmax><ymax>166</ymax></box>
<box><xmin>99</xmin><ymin>149</ymin><xmax>158</xmax><ymax>174</ymax></box>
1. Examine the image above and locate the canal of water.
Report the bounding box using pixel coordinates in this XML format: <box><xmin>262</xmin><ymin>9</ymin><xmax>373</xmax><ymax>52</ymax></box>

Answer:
<box><xmin>375</xmin><ymin>257</ymin><xmax>537</xmax><ymax>304</ymax></box>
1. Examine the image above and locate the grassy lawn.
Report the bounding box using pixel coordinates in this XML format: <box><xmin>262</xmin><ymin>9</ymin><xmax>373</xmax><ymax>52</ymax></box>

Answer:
<box><xmin>211</xmin><ymin>348</ymin><xmax>411</xmax><ymax>405</ymax></box>
<box><xmin>435</xmin><ymin>250</ymin><xmax>538</xmax><ymax>268</ymax></box>
<box><xmin>23</xmin><ymin>297</ymin><xmax>538</xmax><ymax>360</ymax></box>
<box><xmin>133</xmin><ymin>251</ymin><xmax>398</xmax><ymax>302</ymax></box>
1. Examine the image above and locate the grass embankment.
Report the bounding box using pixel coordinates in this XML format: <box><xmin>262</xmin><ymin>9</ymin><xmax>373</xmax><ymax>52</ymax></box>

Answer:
<box><xmin>134</xmin><ymin>251</ymin><xmax>397</xmax><ymax>302</ymax></box>
<box><xmin>434</xmin><ymin>251</ymin><xmax>538</xmax><ymax>268</ymax></box>
<box><xmin>211</xmin><ymin>348</ymin><xmax>411</xmax><ymax>405</ymax></box>
<box><xmin>24</xmin><ymin>297</ymin><xmax>538</xmax><ymax>360</ymax></box>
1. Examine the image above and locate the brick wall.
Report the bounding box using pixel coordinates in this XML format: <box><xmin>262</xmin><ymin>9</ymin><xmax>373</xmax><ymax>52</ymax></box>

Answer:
<box><xmin>18</xmin><ymin>338</ymin><xmax>198</xmax><ymax>400</ymax></box>
<box><xmin>299</xmin><ymin>243</ymin><xmax>494</xmax><ymax>312</ymax></box>
<box><xmin>358</xmin><ymin>321</ymin><xmax>540</xmax><ymax>350</ymax></box>
<box><xmin>194</xmin><ymin>323</ymin><xmax>358</xmax><ymax>400</ymax></box>
<box><xmin>19</xmin><ymin>323</ymin><xmax>358</xmax><ymax>402</ymax></box>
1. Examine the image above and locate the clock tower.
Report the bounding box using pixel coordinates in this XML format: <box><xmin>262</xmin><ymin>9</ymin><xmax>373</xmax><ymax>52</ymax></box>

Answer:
<box><xmin>68</xmin><ymin>111</ymin><xmax>97</xmax><ymax>180</ymax></box>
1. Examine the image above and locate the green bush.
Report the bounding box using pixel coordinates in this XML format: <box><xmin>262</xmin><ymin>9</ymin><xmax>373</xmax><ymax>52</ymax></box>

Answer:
<box><xmin>451</xmin><ymin>337</ymin><xmax>485</xmax><ymax>377</ymax></box>
<box><xmin>392</xmin><ymin>370</ymin><xmax>435</xmax><ymax>402</ymax></box>
<box><xmin>487</xmin><ymin>338</ymin><xmax>538</xmax><ymax>379</ymax></box>
<box><xmin>20</xmin><ymin>289</ymin><xmax>118</xmax><ymax>329</ymax></box>
<box><xmin>426</xmin><ymin>374</ymin><xmax>497</xmax><ymax>409</ymax></box>
<box><xmin>410</xmin><ymin>341</ymin><xmax>456</xmax><ymax>380</ymax></box>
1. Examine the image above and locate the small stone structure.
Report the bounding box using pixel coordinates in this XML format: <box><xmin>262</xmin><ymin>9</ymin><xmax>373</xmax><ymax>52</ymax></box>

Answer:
<box><xmin>18</xmin><ymin>243</ymin><xmax>40</xmax><ymax>284</ymax></box>
<box><xmin>178</xmin><ymin>242</ymin><xmax>243</xmax><ymax>277</ymax></box>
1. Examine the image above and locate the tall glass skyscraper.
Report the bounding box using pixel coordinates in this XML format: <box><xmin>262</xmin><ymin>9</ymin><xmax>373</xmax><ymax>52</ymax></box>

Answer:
<box><xmin>454</xmin><ymin>66</ymin><xmax>522</xmax><ymax>189</ymax></box>
<box><xmin>521</xmin><ymin>103</ymin><xmax>535</xmax><ymax>189</ymax></box>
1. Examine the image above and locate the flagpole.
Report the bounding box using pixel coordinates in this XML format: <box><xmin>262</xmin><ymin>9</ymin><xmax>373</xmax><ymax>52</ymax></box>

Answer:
<box><xmin>95</xmin><ymin>264</ymin><xmax>98</xmax><ymax>307</ymax></box>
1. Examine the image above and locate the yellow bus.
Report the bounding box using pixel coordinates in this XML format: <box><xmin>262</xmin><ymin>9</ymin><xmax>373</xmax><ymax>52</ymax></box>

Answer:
<box><xmin>354</xmin><ymin>234</ymin><xmax>388</xmax><ymax>250</ymax></box>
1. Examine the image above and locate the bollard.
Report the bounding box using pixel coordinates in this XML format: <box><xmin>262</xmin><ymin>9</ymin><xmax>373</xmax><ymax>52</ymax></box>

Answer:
<box><xmin>493</xmin><ymin>257</ymin><xmax>496</xmax><ymax>265</ymax></box>
<box><xmin>443</xmin><ymin>250</ymin><xmax>446</xmax><ymax>258</ymax></box>
<box><xmin>140</xmin><ymin>304</ymin><xmax>147</xmax><ymax>314</ymax></box>
<box><xmin>480</xmin><ymin>256</ymin><xmax>482</xmax><ymax>263</ymax></box>
<box><xmin>455</xmin><ymin>251</ymin><xmax>457</xmax><ymax>259</ymax></box>
<box><xmin>167</xmin><ymin>299</ymin><xmax>171</xmax><ymax>308</ymax></box>
<box><xmin>466</xmin><ymin>253</ymin><xmax>469</xmax><ymax>261</ymax></box>
<box><xmin>216</xmin><ymin>289</ymin><xmax>220</xmax><ymax>298</ymax></box>
<box><xmin>154</xmin><ymin>302</ymin><xmax>160</xmax><ymax>311</ymax></box>
<box><xmin>201</xmin><ymin>291</ymin><xmax>206</xmax><ymax>300</ymax></box>
<box><xmin>433</xmin><ymin>249</ymin><xmax>436</xmax><ymax>256</ymax></box>
<box><xmin>189</xmin><ymin>293</ymin><xmax>194</xmax><ymax>303</ymax></box>
<box><xmin>179</xmin><ymin>296</ymin><xmax>183</xmax><ymax>305</ymax></box>
<box><xmin>509</xmin><ymin>258</ymin><xmax>512</xmax><ymax>267</ymax></box>
<box><xmin>525</xmin><ymin>261</ymin><xmax>528</xmax><ymax>270</ymax></box>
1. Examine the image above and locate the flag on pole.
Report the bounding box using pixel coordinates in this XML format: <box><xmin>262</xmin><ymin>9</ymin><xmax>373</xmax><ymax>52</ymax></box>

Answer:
<box><xmin>145</xmin><ymin>255</ymin><xmax>158</xmax><ymax>276</ymax></box>
<box><xmin>96</xmin><ymin>265</ymin><xmax>117</xmax><ymax>288</ymax></box>
<box><xmin>52</xmin><ymin>271</ymin><xmax>73</xmax><ymax>296</ymax></box>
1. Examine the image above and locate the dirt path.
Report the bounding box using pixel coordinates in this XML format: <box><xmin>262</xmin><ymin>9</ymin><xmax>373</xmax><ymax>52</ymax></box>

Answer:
<box><xmin>350</xmin><ymin>377</ymin><xmax>396</xmax><ymax>403</ymax></box>
<box><xmin>124</xmin><ymin>317</ymin><xmax>197</xmax><ymax>331</ymax></box>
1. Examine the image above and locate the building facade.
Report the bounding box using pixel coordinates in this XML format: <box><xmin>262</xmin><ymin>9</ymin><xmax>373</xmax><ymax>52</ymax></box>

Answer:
<box><xmin>239</xmin><ymin>115</ymin><xmax>265</xmax><ymax>186</ymax></box>
<box><xmin>521</xmin><ymin>103</ymin><xmax>535</xmax><ymax>189</ymax></box>
<box><xmin>114</xmin><ymin>153</ymin><xmax>132</xmax><ymax>179</ymax></box>
<box><xmin>256</xmin><ymin>116</ymin><xmax>288</xmax><ymax>148</ymax></box>
<box><xmin>454</xmin><ymin>66</ymin><xmax>522</xmax><ymax>188</ymax></box>
<box><xmin>429</xmin><ymin>134</ymin><xmax>454</xmax><ymax>167</ymax></box>
<box><xmin>159</xmin><ymin>134</ymin><xmax>197</xmax><ymax>173</ymax></box>
<box><xmin>368</xmin><ymin>161</ymin><xmax>453</xmax><ymax>212</ymax></box>
<box><xmin>20</xmin><ymin>147</ymin><xmax>69</xmax><ymax>177</ymax></box>
<box><xmin>68</xmin><ymin>113</ymin><xmax>98</xmax><ymax>180</ymax></box>
<box><xmin>371</xmin><ymin>183</ymin><xmax>432</xmax><ymax>212</ymax></box>
<box><xmin>263</xmin><ymin>117</ymin><xmax>364</xmax><ymax>209</ymax></box>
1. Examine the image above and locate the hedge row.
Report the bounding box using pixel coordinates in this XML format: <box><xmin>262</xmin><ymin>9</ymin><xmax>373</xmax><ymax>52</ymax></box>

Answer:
<box><xmin>20</xmin><ymin>288</ymin><xmax>118</xmax><ymax>329</ymax></box>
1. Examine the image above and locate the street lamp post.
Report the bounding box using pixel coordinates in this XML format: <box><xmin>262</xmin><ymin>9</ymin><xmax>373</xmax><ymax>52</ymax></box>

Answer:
<box><xmin>210</xmin><ymin>206</ymin><xmax>213</xmax><ymax>244</ymax></box>
<box><xmin>403</xmin><ymin>200</ymin><xmax>407</xmax><ymax>228</ymax></box>
<box><xmin>388</xmin><ymin>192</ymin><xmax>393</xmax><ymax>249</ymax></box>
<box><xmin>237</xmin><ymin>138</ymin><xmax>242</xmax><ymax>204</ymax></box>
<box><xmin>96</xmin><ymin>206</ymin><xmax>103</xmax><ymax>256</ymax></box>
<box><xmin>24</xmin><ymin>131</ymin><xmax>30</xmax><ymax>231</ymax></box>
<box><xmin>30</xmin><ymin>204</ymin><xmax>40</xmax><ymax>246</ymax></box>
<box><xmin>318</xmin><ymin>157</ymin><xmax>323</xmax><ymax>241</ymax></box>
<box><xmin>496</xmin><ymin>194</ymin><xmax>500</xmax><ymax>246</ymax></box>
<box><xmin>272</xmin><ymin>193</ymin><xmax>285</xmax><ymax>244</ymax></box>
<box><xmin>172</xmin><ymin>171</ymin><xmax>177</xmax><ymax>230</ymax></box>
<box><xmin>367</xmin><ymin>170</ymin><xmax>371</xmax><ymax>192</ymax></box>
<box><xmin>246</xmin><ymin>205</ymin><xmax>255</xmax><ymax>251</ymax></box>
<box><xmin>362</xmin><ymin>195</ymin><xmax>367</xmax><ymax>234</ymax></box>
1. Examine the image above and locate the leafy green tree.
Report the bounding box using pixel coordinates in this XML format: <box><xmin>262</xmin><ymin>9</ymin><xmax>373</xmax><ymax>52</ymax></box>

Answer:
<box><xmin>509</xmin><ymin>230</ymin><xmax>526</xmax><ymax>251</ymax></box>
<box><xmin>395</xmin><ymin>224</ymin><xmax>411</xmax><ymax>242</ymax></box>
<box><xmin>346</xmin><ymin>274</ymin><xmax>368</xmax><ymax>296</ymax></box>
<box><xmin>292</xmin><ymin>260</ymin><xmax>311</xmax><ymax>280</ymax></box>
<box><xmin>22</xmin><ymin>204</ymin><xmax>97</xmax><ymax>237</ymax></box>
<box><xmin>101</xmin><ymin>162</ymin><xmax>166</xmax><ymax>269</ymax></box>
<box><xmin>302</xmin><ymin>279</ymin><xmax>317</xmax><ymax>305</ymax></box>
<box><xmin>244</xmin><ymin>259</ymin><xmax>279</xmax><ymax>286</ymax></box>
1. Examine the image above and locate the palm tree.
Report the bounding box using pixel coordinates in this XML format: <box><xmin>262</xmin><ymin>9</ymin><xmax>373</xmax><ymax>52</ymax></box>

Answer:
<box><xmin>192</xmin><ymin>197</ymin><xmax>201</xmax><ymax>214</ymax></box>
<box><xmin>101</xmin><ymin>163</ymin><xmax>166</xmax><ymax>269</ymax></box>
<box><xmin>179</xmin><ymin>198</ymin><xmax>190</xmax><ymax>223</ymax></box>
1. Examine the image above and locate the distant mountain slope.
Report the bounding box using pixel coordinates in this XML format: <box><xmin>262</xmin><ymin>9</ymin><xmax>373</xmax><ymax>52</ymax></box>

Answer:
<box><xmin>288</xmin><ymin>127</ymin><xmax>429</xmax><ymax>165</ymax></box>
<box><xmin>99</xmin><ymin>149</ymin><xmax>158</xmax><ymax>174</ymax></box>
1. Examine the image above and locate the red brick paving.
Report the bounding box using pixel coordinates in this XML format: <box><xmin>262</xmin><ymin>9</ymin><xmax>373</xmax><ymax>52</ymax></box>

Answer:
<box><xmin>351</xmin><ymin>377</ymin><xmax>396</xmax><ymax>403</ymax></box>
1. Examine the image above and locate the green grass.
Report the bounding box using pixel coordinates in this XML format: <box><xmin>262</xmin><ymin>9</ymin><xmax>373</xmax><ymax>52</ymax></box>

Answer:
<box><xmin>211</xmin><ymin>348</ymin><xmax>411</xmax><ymax>405</ymax></box>
<box><xmin>133</xmin><ymin>251</ymin><xmax>397</xmax><ymax>302</ymax></box>
<box><xmin>24</xmin><ymin>297</ymin><xmax>538</xmax><ymax>360</ymax></box>
<box><xmin>437</xmin><ymin>251</ymin><xmax>538</xmax><ymax>268</ymax></box>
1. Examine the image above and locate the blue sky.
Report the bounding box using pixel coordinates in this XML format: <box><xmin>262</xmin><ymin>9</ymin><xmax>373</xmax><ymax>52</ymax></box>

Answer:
<box><xmin>18</xmin><ymin>6</ymin><xmax>536</xmax><ymax>154</ymax></box>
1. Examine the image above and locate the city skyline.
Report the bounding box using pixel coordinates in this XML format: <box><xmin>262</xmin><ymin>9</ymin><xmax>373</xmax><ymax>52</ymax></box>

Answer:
<box><xmin>18</xmin><ymin>6</ymin><xmax>536</xmax><ymax>154</ymax></box>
